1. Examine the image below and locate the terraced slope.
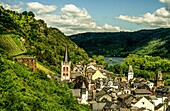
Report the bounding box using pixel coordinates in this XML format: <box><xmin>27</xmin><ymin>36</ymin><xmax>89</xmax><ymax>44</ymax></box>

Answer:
<box><xmin>36</xmin><ymin>62</ymin><xmax>56</xmax><ymax>75</ymax></box>
<box><xmin>0</xmin><ymin>35</ymin><xmax>25</xmax><ymax>56</ymax></box>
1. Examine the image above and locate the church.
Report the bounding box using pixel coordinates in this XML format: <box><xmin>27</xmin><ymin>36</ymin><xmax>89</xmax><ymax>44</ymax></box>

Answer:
<box><xmin>61</xmin><ymin>45</ymin><xmax>71</xmax><ymax>82</ymax></box>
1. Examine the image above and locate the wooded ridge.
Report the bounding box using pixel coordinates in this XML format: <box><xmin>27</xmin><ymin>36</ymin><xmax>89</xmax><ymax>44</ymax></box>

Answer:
<box><xmin>70</xmin><ymin>28</ymin><xmax>170</xmax><ymax>57</ymax></box>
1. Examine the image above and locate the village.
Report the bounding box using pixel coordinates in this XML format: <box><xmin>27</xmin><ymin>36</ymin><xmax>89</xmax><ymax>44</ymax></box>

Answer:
<box><xmin>60</xmin><ymin>46</ymin><xmax>170</xmax><ymax>111</ymax></box>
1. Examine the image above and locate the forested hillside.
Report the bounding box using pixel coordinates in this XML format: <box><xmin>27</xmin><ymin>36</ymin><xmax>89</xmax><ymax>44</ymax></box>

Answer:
<box><xmin>70</xmin><ymin>28</ymin><xmax>170</xmax><ymax>57</ymax></box>
<box><xmin>0</xmin><ymin>6</ymin><xmax>88</xmax><ymax>73</ymax></box>
<box><xmin>0</xmin><ymin>51</ymin><xmax>90</xmax><ymax>111</ymax></box>
<box><xmin>0</xmin><ymin>6</ymin><xmax>91</xmax><ymax>110</ymax></box>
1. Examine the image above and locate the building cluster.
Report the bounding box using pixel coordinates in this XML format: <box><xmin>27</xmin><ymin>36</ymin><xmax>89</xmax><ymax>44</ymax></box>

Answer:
<box><xmin>61</xmin><ymin>46</ymin><xmax>170</xmax><ymax>111</ymax></box>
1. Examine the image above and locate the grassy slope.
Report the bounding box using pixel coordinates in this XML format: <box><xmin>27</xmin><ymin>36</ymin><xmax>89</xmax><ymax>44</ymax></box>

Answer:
<box><xmin>36</xmin><ymin>62</ymin><xmax>55</xmax><ymax>75</ymax></box>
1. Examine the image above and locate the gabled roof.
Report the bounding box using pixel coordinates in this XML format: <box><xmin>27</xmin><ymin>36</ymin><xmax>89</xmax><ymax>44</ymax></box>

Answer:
<box><xmin>118</xmin><ymin>94</ymin><xmax>136</xmax><ymax>106</ymax></box>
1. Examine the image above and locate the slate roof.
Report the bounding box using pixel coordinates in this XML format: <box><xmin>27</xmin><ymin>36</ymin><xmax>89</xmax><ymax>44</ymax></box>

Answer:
<box><xmin>71</xmin><ymin>89</ymin><xmax>81</xmax><ymax>98</ymax></box>
<box><xmin>134</xmin><ymin>89</ymin><xmax>150</xmax><ymax>94</ymax></box>
<box><xmin>91</xmin><ymin>103</ymin><xmax>106</xmax><ymax>111</ymax></box>
<box><xmin>117</xmin><ymin>94</ymin><xmax>136</xmax><ymax>108</ymax></box>
<box><xmin>70</xmin><ymin>73</ymin><xmax>82</xmax><ymax>79</ymax></box>
<box><xmin>155</xmin><ymin>103</ymin><xmax>164</xmax><ymax>110</ymax></box>
<box><xmin>118</xmin><ymin>94</ymin><xmax>131</xmax><ymax>100</ymax></box>
<box><xmin>166</xmin><ymin>105</ymin><xmax>170</xmax><ymax>111</ymax></box>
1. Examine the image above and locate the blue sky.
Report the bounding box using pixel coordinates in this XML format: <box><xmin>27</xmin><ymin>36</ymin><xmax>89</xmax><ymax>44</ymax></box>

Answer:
<box><xmin>0</xmin><ymin>0</ymin><xmax>170</xmax><ymax>35</ymax></box>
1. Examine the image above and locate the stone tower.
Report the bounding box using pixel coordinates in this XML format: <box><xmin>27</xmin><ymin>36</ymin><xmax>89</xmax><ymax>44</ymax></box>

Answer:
<box><xmin>61</xmin><ymin>45</ymin><xmax>71</xmax><ymax>81</ymax></box>
<box><xmin>128</xmin><ymin>65</ymin><xmax>134</xmax><ymax>82</ymax></box>
<box><xmin>81</xmin><ymin>82</ymin><xmax>88</xmax><ymax>104</ymax></box>
<box><xmin>157</xmin><ymin>71</ymin><xmax>164</xmax><ymax>87</ymax></box>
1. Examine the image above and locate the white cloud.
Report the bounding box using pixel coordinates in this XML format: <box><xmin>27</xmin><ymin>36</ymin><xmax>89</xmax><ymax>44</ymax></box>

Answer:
<box><xmin>117</xmin><ymin>7</ymin><xmax>170</xmax><ymax>28</ymax></box>
<box><xmin>159</xmin><ymin>0</ymin><xmax>170</xmax><ymax>11</ymax></box>
<box><xmin>0</xmin><ymin>2</ymin><xmax>23</xmax><ymax>12</ymax></box>
<box><xmin>36</xmin><ymin>4</ymin><xmax>128</xmax><ymax>35</ymax></box>
<box><xmin>117</xmin><ymin>0</ymin><xmax>170</xmax><ymax>28</ymax></box>
<box><xmin>27</xmin><ymin>2</ymin><xmax>57</xmax><ymax>14</ymax></box>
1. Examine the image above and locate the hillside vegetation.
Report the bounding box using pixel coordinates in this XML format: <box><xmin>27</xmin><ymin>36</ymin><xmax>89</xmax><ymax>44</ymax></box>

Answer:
<box><xmin>0</xmin><ymin>52</ymin><xmax>90</xmax><ymax>111</ymax></box>
<box><xmin>0</xmin><ymin>34</ymin><xmax>25</xmax><ymax>56</ymax></box>
<box><xmin>70</xmin><ymin>28</ymin><xmax>170</xmax><ymax>57</ymax></box>
<box><xmin>0</xmin><ymin>6</ymin><xmax>91</xmax><ymax>110</ymax></box>
<box><xmin>0</xmin><ymin>6</ymin><xmax>88</xmax><ymax>73</ymax></box>
<box><xmin>112</xmin><ymin>54</ymin><xmax>170</xmax><ymax>85</ymax></box>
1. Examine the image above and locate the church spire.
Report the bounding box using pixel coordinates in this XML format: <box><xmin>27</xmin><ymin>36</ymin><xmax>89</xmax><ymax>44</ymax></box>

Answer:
<box><xmin>64</xmin><ymin>45</ymin><xmax>69</xmax><ymax>62</ymax></box>
<box><xmin>82</xmin><ymin>81</ymin><xmax>86</xmax><ymax>89</ymax></box>
<box><xmin>61</xmin><ymin>44</ymin><xmax>71</xmax><ymax>81</ymax></box>
<box><xmin>128</xmin><ymin>65</ymin><xmax>133</xmax><ymax>72</ymax></box>
<box><xmin>128</xmin><ymin>65</ymin><xmax>134</xmax><ymax>82</ymax></box>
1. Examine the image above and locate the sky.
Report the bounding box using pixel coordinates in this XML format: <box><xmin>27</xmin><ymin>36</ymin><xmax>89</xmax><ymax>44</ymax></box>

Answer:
<box><xmin>0</xmin><ymin>0</ymin><xmax>170</xmax><ymax>35</ymax></box>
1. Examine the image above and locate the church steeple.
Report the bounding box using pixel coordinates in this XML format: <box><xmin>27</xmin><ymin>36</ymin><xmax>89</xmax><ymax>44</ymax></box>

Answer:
<box><xmin>64</xmin><ymin>45</ymin><xmax>69</xmax><ymax>63</ymax></box>
<box><xmin>128</xmin><ymin>65</ymin><xmax>134</xmax><ymax>82</ymax></box>
<box><xmin>128</xmin><ymin>65</ymin><xmax>133</xmax><ymax>72</ymax></box>
<box><xmin>61</xmin><ymin>45</ymin><xmax>71</xmax><ymax>81</ymax></box>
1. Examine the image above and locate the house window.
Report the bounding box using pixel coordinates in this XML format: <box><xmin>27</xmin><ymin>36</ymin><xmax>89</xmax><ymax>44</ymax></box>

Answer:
<box><xmin>66</xmin><ymin>67</ymin><xmax>69</xmax><ymax>71</ymax></box>
<box><xmin>63</xmin><ymin>67</ymin><xmax>65</xmax><ymax>71</ymax></box>
<box><xmin>63</xmin><ymin>73</ymin><xmax>66</xmax><ymax>76</ymax></box>
<box><xmin>66</xmin><ymin>73</ymin><xmax>68</xmax><ymax>76</ymax></box>
<box><xmin>142</xmin><ymin>102</ymin><xmax>144</xmax><ymax>105</ymax></box>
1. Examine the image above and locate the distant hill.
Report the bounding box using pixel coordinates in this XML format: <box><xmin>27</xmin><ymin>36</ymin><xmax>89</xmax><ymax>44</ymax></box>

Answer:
<box><xmin>70</xmin><ymin>28</ymin><xmax>170</xmax><ymax>57</ymax></box>
<box><xmin>0</xmin><ymin>6</ymin><xmax>88</xmax><ymax>73</ymax></box>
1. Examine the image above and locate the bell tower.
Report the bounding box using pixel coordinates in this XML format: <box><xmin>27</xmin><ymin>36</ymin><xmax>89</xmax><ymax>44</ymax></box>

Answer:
<box><xmin>61</xmin><ymin>45</ymin><xmax>71</xmax><ymax>81</ymax></box>
<box><xmin>157</xmin><ymin>71</ymin><xmax>164</xmax><ymax>87</ymax></box>
<box><xmin>128</xmin><ymin>65</ymin><xmax>134</xmax><ymax>82</ymax></box>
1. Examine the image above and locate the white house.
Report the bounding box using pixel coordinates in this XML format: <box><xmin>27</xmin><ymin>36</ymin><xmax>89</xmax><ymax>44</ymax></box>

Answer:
<box><xmin>133</xmin><ymin>97</ymin><xmax>154</xmax><ymax>111</ymax></box>
<box><xmin>92</xmin><ymin>70</ymin><xmax>107</xmax><ymax>80</ymax></box>
<box><xmin>152</xmin><ymin>96</ymin><xmax>167</xmax><ymax>106</ymax></box>
<box><xmin>147</xmin><ymin>81</ymin><xmax>154</xmax><ymax>90</ymax></box>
